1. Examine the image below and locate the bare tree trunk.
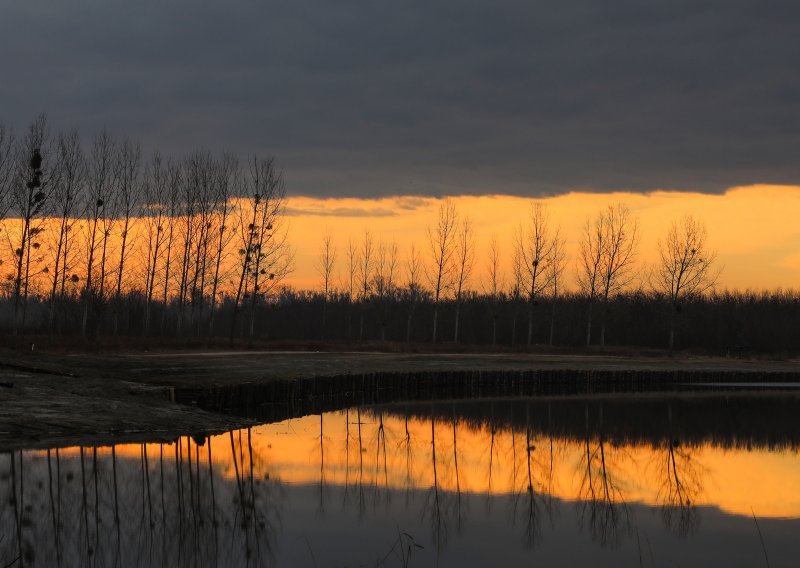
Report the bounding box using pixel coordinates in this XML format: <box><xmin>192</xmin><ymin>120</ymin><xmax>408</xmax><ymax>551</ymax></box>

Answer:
<box><xmin>12</xmin><ymin>213</ymin><xmax>32</xmax><ymax>339</ymax></box>
<box><xmin>96</xmin><ymin>222</ymin><xmax>111</xmax><ymax>336</ymax></box>
<box><xmin>112</xmin><ymin>215</ymin><xmax>131</xmax><ymax>338</ymax></box>
<box><xmin>208</xmin><ymin>163</ymin><xmax>232</xmax><ymax>338</ymax></box>
<box><xmin>427</xmin><ymin>200</ymin><xmax>458</xmax><ymax>344</ymax></box>
<box><xmin>81</xmin><ymin>215</ymin><xmax>99</xmax><ymax>338</ymax></box>
<box><xmin>20</xmin><ymin>222</ymin><xmax>34</xmax><ymax>336</ymax></box>
<box><xmin>11</xmin><ymin>117</ymin><xmax>48</xmax><ymax>343</ymax></box>
<box><xmin>48</xmin><ymin>214</ymin><xmax>68</xmax><ymax>336</ymax></box>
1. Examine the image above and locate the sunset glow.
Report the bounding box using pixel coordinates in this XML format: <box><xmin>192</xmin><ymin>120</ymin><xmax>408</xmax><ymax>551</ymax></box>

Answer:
<box><xmin>286</xmin><ymin>185</ymin><xmax>798</xmax><ymax>291</ymax></box>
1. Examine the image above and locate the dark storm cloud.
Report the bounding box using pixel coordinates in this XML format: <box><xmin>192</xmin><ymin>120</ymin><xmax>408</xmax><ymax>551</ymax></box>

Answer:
<box><xmin>1</xmin><ymin>0</ymin><xmax>799</xmax><ymax>197</ymax></box>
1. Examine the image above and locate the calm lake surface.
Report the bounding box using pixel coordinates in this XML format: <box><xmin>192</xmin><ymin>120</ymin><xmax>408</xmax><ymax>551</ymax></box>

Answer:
<box><xmin>2</xmin><ymin>392</ymin><xmax>800</xmax><ymax>567</ymax></box>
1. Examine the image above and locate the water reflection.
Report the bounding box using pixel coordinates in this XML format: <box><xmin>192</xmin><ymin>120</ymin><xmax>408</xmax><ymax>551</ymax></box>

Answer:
<box><xmin>0</xmin><ymin>430</ymin><xmax>279</xmax><ymax>567</ymax></box>
<box><xmin>2</xmin><ymin>393</ymin><xmax>800</xmax><ymax>567</ymax></box>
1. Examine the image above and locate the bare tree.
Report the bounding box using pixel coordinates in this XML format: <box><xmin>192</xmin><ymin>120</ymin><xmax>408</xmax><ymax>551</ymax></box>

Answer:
<box><xmin>404</xmin><ymin>243</ymin><xmax>423</xmax><ymax>343</ymax></box>
<box><xmin>229</xmin><ymin>157</ymin><xmax>293</xmax><ymax>342</ymax></box>
<box><xmin>175</xmin><ymin>152</ymin><xmax>211</xmax><ymax>337</ymax></box>
<box><xmin>142</xmin><ymin>153</ymin><xmax>168</xmax><ymax>336</ymax></box>
<box><xmin>186</xmin><ymin>153</ymin><xmax>217</xmax><ymax>335</ymax></box>
<box><xmin>81</xmin><ymin>130</ymin><xmax>116</xmax><ymax>338</ymax></box>
<box><xmin>576</xmin><ymin>213</ymin><xmax>605</xmax><ymax>347</ymax></box>
<box><xmin>654</xmin><ymin>215</ymin><xmax>720</xmax><ymax>349</ymax></box>
<box><xmin>159</xmin><ymin>161</ymin><xmax>182</xmax><ymax>335</ymax></box>
<box><xmin>9</xmin><ymin>115</ymin><xmax>51</xmax><ymax>339</ymax></box>
<box><xmin>485</xmin><ymin>235</ymin><xmax>503</xmax><ymax>347</ymax></box>
<box><xmin>452</xmin><ymin>217</ymin><xmax>475</xmax><ymax>343</ymax></box>
<box><xmin>510</xmin><ymin>243</ymin><xmax>524</xmax><ymax>346</ymax></box>
<box><xmin>0</xmin><ymin>122</ymin><xmax>14</xmax><ymax>224</ymax></box>
<box><xmin>0</xmin><ymin>124</ymin><xmax>12</xmax><ymax>311</ymax></box>
<box><xmin>345</xmin><ymin>238</ymin><xmax>359</xmax><ymax>340</ymax></box>
<box><xmin>357</xmin><ymin>229</ymin><xmax>374</xmax><ymax>341</ymax></box>
<box><xmin>48</xmin><ymin>129</ymin><xmax>86</xmax><ymax>334</ymax></box>
<box><xmin>373</xmin><ymin>239</ymin><xmax>398</xmax><ymax>341</ymax></box>
<box><xmin>515</xmin><ymin>203</ymin><xmax>555</xmax><ymax>347</ymax></box>
<box><xmin>548</xmin><ymin>229</ymin><xmax>567</xmax><ymax>346</ymax></box>
<box><xmin>579</xmin><ymin>205</ymin><xmax>639</xmax><ymax>347</ymax></box>
<box><xmin>112</xmin><ymin>138</ymin><xmax>142</xmax><ymax>338</ymax></box>
<box><xmin>316</xmin><ymin>230</ymin><xmax>337</xmax><ymax>338</ymax></box>
<box><xmin>206</xmin><ymin>153</ymin><xmax>237</xmax><ymax>337</ymax></box>
<box><xmin>598</xmin><ymin>205</ymin><xmax>639</xmax><ymax>347</ymax></box>
<box><xmin>427</xmin><ymin>199</ymin><xmax>458</xmax><ymax>343</ymax></box>
<box><xmin>96</xmin><ymin>151</ymin><xmax>121</xmax><ymax>334</ymax></box>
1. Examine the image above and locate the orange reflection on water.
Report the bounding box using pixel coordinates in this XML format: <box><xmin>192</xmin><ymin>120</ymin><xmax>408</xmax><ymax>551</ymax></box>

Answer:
<box><xmin>74</xmin><ymin>409</ymin><xmax>800</xmax><ymax>520</ymax></box>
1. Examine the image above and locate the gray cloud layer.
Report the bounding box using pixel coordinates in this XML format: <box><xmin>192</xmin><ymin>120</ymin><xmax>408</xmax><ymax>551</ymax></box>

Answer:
<box><xmin>1</xmin><ymin>1</ymin><xmax>799</xmax><ymax>197</ymax></box>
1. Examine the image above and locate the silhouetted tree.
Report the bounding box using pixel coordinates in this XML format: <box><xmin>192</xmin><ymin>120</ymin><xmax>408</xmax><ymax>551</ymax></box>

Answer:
<box><xmin>316</xmin><ymin>230</ymin><xmax>337</xmax><ymax>338</ymax></box>
<box><xmin>345</xmin><ymin>238</ymin><xmax>358</xmax><ymax>339</ymax></box>
<box><xmin>654</xmin><ymin>215</ymin><xmax>720</xmax><ymax>349</ymax></box>
<box><xmin>373</xmin><ymin>239</ymin><xmax>398</xmax><ymax>341</ymax></box>
<box><xmin>404</xmin><ymin>243</ymin><xmax>423</xmax><ymax>343</ymax></box>
<box><xmin>0</xmin><ymin>121</ymin><xmax>15</xmax><ymax>236</ymax></box>
<box><xmin>10</xmin><ymin>115</ymin><xmax>51</xmax><ymax>338</ymax></box>
<box><xmin>577</xmin><ymin>212</ymin><xmax>605</xmax><ymax>346</ymax></box>
<box><xmin>515</xmin><ymin>203</ymin><xmax>555</xmax><ymax>347</ymax></box>
<box><xmin>357</xmin><ymin>229</ymin><xmax>374</xmax><ymax>341</ymax></box>
<box><xmin>485</xmin><ymin>234</ymin><xmax>503</xmax><ymax>346</ymax></box>
<box><xmin>82</xmin><ymin>130</ymin><xmax>116</xmax><ymax>338</ymax></box>
<box><xmin>142</xmin><ymin>153</ymin><xmax>168</xmax><ymax>336</ymax></box>
<box><xmin>47</xmin><ymin>129</ymin><xmax>86</xmax><ymax>334</ymax></box>
<box><xmin>159</xmin><ymin>161</ymin><xmax>182</xmax><ymax>335</ymax></box>
<box><xmin>229</xmin><ymin>157</ymin><xmax>293</xmax><ymax>342</ymax></box>
<box><xmin>206</xmin><ymin>153</ymin><xmax>237</xmax><ymax>337</ymax></box>
<box><xmin>112</xmin><ymin>138</ymin><xmax>142</xmax><ymax>338</ymax></box>
<box><xmin>427</xmin><ymin>199</ymin><xmax>458</xmax><ymax>343</ymax></box>
<box><xmin>598</xmin><ymin>205</ymin><xmax>639</xmax><ymax>347</ymax></box>
<box><xmin>453</xmin><ymin>217</ymin><xmax>475</xmax><ymax>343</ymax></box>
<box><xmin>548</xmin><ymin>229</ymin><xmax>567</xmax><ymax>346</ymax></box>
<box><xmin>510</xmin><ymin>243</ymin><xmax>524</xmax><ymax>346</ymax></box>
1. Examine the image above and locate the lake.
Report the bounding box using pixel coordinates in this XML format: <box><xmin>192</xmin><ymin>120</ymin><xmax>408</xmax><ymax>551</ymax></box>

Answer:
<box><xmin>2</xmin><ymin>392</ymin><xmax>798</xmax><ymax>567</ymax></box>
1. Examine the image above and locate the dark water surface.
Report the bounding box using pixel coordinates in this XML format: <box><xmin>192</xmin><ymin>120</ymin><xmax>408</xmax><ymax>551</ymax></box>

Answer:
<box><xmin>3</xmin><ymin>392</ymin><xmax>800</xmax><ymax>567</ymax></box>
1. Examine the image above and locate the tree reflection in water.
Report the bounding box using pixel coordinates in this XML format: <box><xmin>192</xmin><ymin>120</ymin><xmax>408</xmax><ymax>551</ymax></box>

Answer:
<box><xmin>5</xmin><ymin>394</ymin><xmax>800</xmax><ymax>566</ymax></box>
<box><xmin>653</xmin><ymin>404</ymin><xmax>706</xmax><ymax>537</ymax></box>
<box><xmin>575</xmin><ymin>403</ymin><xmax>631</xmax><ymax>548</ymax></box>
<box><xmin>0</xmin><ymin>433</ymin><xmax>279</xmax><ymax>568</ymax></box>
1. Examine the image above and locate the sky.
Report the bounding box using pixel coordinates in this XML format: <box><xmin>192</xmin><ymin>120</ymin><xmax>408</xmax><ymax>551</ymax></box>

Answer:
<box><xmin>1</xmin><ymin>1</ymin><xmax>799</xmax><ymax>289</ymax></box>
<box><xmin>285</xmin><ymin>186</ymin><xmax>800</xmax><ymax>290</ymax></box>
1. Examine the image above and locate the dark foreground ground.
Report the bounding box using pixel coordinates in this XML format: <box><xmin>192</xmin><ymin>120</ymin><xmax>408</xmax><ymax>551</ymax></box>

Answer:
<box><xmin>2</xmin><ymin>348</ymin><xmax>800</xmax><ymax>451</ymax></box>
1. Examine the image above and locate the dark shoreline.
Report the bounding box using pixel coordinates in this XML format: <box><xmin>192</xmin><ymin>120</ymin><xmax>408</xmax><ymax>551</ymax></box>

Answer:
<box><xmin>2</xmin><ymin>349</ymin><xmax>800</xmax><ymax>452</ymax></box>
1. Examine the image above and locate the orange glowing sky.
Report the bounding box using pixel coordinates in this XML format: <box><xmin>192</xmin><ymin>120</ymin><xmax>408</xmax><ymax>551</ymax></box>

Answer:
<box><xmin>285</xmin><ymin>185</ymin><xmax>797</xmax><ymax>291</ymax></box>
<box><xmin>2</xmin><ymin>184</ymin><xmax>795</xmax><ymax>294</ymax></box>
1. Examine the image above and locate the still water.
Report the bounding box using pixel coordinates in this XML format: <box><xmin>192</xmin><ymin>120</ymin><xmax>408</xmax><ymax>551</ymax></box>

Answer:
<box><xmin>2</xmin><ymin>393</ymin><xmax>800</xmax><ymax>567</ymax></box>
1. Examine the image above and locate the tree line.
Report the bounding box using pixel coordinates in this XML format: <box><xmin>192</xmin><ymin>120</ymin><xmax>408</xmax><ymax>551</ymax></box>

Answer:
<box><xmin>0</xmin><ymin>115</ymin><xmax>292</xmax><ymax>344</ymax></box>
<box><xmin>312</xmin><ymin>197</ymin><xmax>725</xmax><ymax>352</ymax></box>
<box><xmin>0</xmin><ymin>115</ymin><xmax>788</xmax><ymax>353</ymax></box>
